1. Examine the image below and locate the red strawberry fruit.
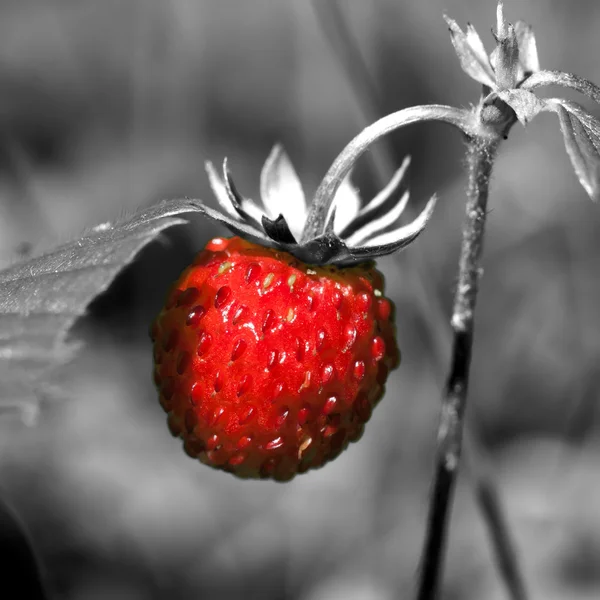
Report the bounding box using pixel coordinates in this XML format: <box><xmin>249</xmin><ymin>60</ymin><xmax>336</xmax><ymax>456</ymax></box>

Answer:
<box><xmin>151</xmin><ymin>146</ymin><xmax>436</xmax><ymax>480</ymax></box>
<box><xmin>152</xmin><ymin>236</ymin><xmax>398</xmax><ymax>480</ymax></box>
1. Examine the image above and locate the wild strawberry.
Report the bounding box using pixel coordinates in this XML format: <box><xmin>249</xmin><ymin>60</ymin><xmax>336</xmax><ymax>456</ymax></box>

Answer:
<box><xmin>151</xmin><ymin>145</ymin><xmax>436</xmax><ymax>480</ymax></box>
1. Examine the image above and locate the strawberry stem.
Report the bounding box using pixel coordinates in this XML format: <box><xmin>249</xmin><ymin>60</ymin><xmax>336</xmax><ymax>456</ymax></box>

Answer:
<box><xmin>301</xmin><ymin>105</ymin><xmax>477</xmax><ymax>243</ymax></box>
<box><xmin>416</xmin><ymin>136</ymin><xmax>527</xmax><ymax>600</ymax></box>
<box><xmin>311</xmin><ymin>10</ymin><xmax>527</xmax><ymax>597</ymax></box>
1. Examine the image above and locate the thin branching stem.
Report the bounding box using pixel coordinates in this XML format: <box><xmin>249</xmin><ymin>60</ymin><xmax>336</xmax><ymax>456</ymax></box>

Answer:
<box><xmin>302</xmin><ymin>105</ymin><xmax>476</xmax><ymax>242</ymax></box>
<box><xmin>309</xmin><ymin>7</ymin><xmax>528</xmax><ymax>596</ymax></box>
<box><xmin>310</xmin><ymin>7</ymin><xmax>527</xmax><ymax>595</ymax></box>
<box><xmin>416</xmin><ymin>138</ymin><xmax>500</xmax><ymax>600</ymax></box>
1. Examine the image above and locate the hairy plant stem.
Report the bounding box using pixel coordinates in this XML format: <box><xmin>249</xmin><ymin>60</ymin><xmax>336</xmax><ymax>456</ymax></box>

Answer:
<box><xmin>416</xmin><ymin>137</ymin><xmax>500</xmax><ymax>600</ymax></box>
<box><xmin>310</xmin><ymin>8</ymin><xmax>527</xmax><ymax>594</ymax></box>
<box><xmin>302</xmin><ymin>105</ymin><xmax>476</xmax><ymax>242</ymax></box>
<box><xmin>310</xmin><ymin>5</ymin><xmax>532</xmax><ymax>597</ymax></box>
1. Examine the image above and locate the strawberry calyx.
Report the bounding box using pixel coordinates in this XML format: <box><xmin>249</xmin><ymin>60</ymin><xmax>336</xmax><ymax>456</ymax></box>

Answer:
<box><xmin>197</xmin><ymin>144</ymin><xmax>437</xmax><ymax>267</ymax></box>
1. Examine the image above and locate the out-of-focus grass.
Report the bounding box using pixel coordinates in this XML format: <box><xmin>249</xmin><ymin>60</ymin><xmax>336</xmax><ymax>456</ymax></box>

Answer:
<box><xmin>1</xmin><ymin>1</ymin><xmax>599</xmax><ymax>598</ymax></box>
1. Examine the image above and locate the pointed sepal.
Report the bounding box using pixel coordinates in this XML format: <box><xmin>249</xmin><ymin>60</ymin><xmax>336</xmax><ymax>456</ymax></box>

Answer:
<box><xmin>514</xmin><ymin>20</ymin><xmax>540</xmax><ymax>77</ymax></box>
<box><xmin>260</xmin><ymin>145</ymin><xmax>307</xmax><ymax>240</ymax></box>
<box><xmin>444</xmin><ymin>15</ymin><xmax>495</xmax><ymax>88</ymax></box>
<box><xmin>201</xmin><ymin>147</ymin><xmax>438</xmax><ymax>266</ymax></box>
<box><xmin>261</xmin><ymin>214</ymin><xmax>297</xmax><ymax>244</ymax></box>
<box><xmin>331</xmin><ymin>171</ymin><xmax>361</xmax><ymax>233</ymax></box>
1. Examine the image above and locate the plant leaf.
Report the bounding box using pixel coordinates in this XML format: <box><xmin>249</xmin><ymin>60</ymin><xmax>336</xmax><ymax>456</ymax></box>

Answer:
<box><xmin>444</xmin><ymin>15</ymin><xmax>495</xmax><ymax>88</ymax></box>
<box><xmin>0</xmin><ymin>198</ymin><xmax>201</xmax><ymax>419</ymax></box>
<box><xmin>548</xmin><ymin>99</ymin><xmax>600</xmax><ymax>200</ymax></box>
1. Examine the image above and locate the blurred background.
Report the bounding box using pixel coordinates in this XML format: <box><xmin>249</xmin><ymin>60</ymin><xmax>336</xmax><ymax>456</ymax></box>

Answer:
<box><xmin>1</xmin><ymin>0</ymin><xmax>600</xmax><ymax>598</ymax></box>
